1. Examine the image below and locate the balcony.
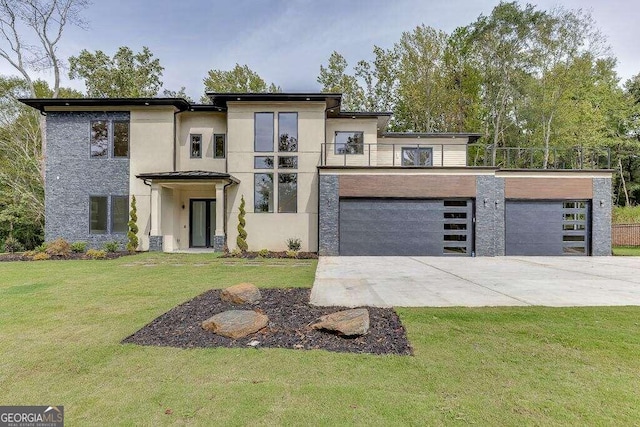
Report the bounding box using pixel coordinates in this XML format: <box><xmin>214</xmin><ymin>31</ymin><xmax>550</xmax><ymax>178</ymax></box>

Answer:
<box><xmin>320</xmin><ymin>143</ymin><xmax>611</xmax><ymax>169</ymax></box>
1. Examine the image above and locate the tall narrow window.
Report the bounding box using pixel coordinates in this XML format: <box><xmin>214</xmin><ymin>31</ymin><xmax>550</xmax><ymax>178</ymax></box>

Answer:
<box><xmin>254</xmin><ymin>173</ymin><xmax>274</xmax><ymax>212</ymax></box>
<box><xmin>190</xmin><ymin>134</ymin><xmax>202</xmax><ymax>158</ymax></box>
<box><xmin>113</xmin><ymin>121</ymin><xmax>129</xmax><ymax>157</ymax></box>
<box><xmin>278</xmin><ymin>112</ymin><xmax>298</xmax><ymax>152</ymax></box>
<box><xmin>90</xmin><ymin>121</ymin><xmax>108</xmax><ymax>158</ymax></box>
<box><xmin>214</xmin><ymin>134</ymin><xmax>225</xmax><ymax>158</ymax></box>
<box><xmin>335</xmin><ymin>131</ymin><xmax>364</xmax><ymax>154</ymax></box>
<box><xmin>278</xmin><ymin>173</ymin><xmax>297</xmax><ymax>213</ymax></box>
<box><xmin>111</xmin><ymin>196</ymin><xmax>129</xmax><ymax>233</ymax></box>
<box><xmin>90</xmin><ymin>196</ymin><xmax>108</xmax><ymax>234</ymax></box>
<box><xmin>254</xmin><ymin>113</ymin><xmax>274</xmax><ymax>152</ymax></box>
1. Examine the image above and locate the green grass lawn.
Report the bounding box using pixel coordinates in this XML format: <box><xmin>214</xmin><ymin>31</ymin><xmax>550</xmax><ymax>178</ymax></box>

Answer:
<box><xmin>613</xmin><ymin>246</ymin><xmax>640</xmax><ymax>256</ymax></box>
<box><xmin>1</xmin><ymin>253</ymin><xmax>639</xmax><ymax>425</ymax></box>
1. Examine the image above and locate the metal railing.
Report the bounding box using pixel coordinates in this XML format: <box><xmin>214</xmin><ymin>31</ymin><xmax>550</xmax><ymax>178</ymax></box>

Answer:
<box><xmin>320</xmin><ymin>142</ymin><xmax>611</xmax><ymax>169</ymax></box>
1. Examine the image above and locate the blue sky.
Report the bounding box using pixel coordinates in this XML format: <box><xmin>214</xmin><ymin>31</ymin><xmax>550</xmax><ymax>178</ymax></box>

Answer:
<box><xmin>3</xmin><ymin>0</ymin><xmax>639</xmax><ymax>99</ymax></box>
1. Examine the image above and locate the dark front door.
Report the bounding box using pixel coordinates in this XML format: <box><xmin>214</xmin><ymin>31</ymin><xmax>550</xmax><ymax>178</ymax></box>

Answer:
<box><xmin>190</xmin><ymin>199</ymin><xmax>216</xmax><ymax>248</ymax></box>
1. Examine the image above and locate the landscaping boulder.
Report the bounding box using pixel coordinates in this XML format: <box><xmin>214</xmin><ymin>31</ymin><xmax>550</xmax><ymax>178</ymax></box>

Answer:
<box><xmin>201</xmin><ymin>310</ymin><xmax>268</xmax><ymax>339</ymax></box>
<box><xmin>221</xmin><ymin>283</ymin><xmax>261</xmax><ymax>304</ymax></box>
<box><xmin>311</xmin><ymin>308</ymin><xmax>370</xmax><ymax>336</ymax></box>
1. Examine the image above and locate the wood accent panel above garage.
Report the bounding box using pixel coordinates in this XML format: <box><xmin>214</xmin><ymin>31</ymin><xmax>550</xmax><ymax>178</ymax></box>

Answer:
<box><xmin>504</xmin><ymin>177</ymin><xmax>593</xmax><ymax>199</ymax></box>
<box><xmin>339</xmin><ymin>175</ymin><xmax>476</xmax><ymax>198</ymax></box>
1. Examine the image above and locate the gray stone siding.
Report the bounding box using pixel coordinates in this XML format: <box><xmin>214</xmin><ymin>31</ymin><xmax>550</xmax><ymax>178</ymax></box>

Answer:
<box><xmin>318</xmin><ymin>175</ymin><xmax>339</xmax><ymax>256</ymax></box>
<box><xmin>591</xmin><ymin>177</ymin><xmax>612</xmax><ymax>256</ymax></box>
<box><xmin>213</xmin><ymin>235</ymin><xmax>225</xmax><ymax>252</ymax></box>
<box><xmin>45</xmin><ymin>112</ymin><xmax>130</xmax><ymax>249</ymax></box>
<box><xmin>475</xmin><ymin>176</ymin><xmax>505</xmax><ymax>256</ymax></box>
<box><xmin>149</xmin><ymin>236</ymin><xmax>163</xmax><ymax>252</ymax></box>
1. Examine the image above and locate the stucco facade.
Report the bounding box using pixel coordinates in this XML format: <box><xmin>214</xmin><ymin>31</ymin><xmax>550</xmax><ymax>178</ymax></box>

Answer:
<box><xmin>22</xmin><ymin>93</ymin><xmax>613</xmax><ymax>256</ymax></box>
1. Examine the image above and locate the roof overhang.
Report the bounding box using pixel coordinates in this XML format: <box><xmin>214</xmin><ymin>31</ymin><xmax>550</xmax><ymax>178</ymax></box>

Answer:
<box><xmin>380</xmin><ymin>132</ymin><xmax>483</xmax><ymax>143</ymax></box>
<box><xmin>19</xmin><ymin>97</ymin><xmax>191</xmax><ymax>113</ymax></box>
<box><xmin>136</xmin><ymin>170</ymin><xmax>239</xmax><ymax>184</ymax></box>
<box><xmin>206</xmin><ymin>92</ymin><xmax>342</xmax><ymax>110</ymax></box>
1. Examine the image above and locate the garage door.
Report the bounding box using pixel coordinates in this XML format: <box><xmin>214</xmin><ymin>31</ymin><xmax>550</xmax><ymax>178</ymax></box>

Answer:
<box><xmin>505</xmin><ymin>200</ymin><xmax>590</xmax><ymax>255</ymax></box>
<box><xmin>338</xmin><ymin>198</ymin><xmax>473</xmax><ymax>256</ymax></box>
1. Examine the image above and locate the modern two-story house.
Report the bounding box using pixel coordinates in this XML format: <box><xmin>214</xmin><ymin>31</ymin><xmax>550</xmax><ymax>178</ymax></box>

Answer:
<box><xmin>21</xmin><ymin>92</ymin><xmax>612</xmax><ymax>256</ymax></box>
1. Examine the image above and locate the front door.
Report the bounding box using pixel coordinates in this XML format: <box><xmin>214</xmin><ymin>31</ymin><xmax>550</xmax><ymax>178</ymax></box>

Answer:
<box><xmin>190</xmin><ymin>199</ymin><xmax>216</xmax><ymax>248</ymax></box>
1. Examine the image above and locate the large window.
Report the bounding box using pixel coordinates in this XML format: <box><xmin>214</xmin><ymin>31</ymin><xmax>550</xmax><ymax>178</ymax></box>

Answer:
<box><xmin>90</xmin><ymin>120</ymin><xmax>129</xmax><ymax>158</ymax></box>
<box><xmin>278</xmin><ymin>112</ymin><xmax>298</xmax><ymax>152</ymax></box>
<box><xmin>335</xmin><ymin>131</ymin><xmax>364</xmax><ymax>154</ymax></box>
<box><xmin>90</xmin><ymin>121</ymin><xmax>109</xmax><ymax>158</ymax></box>
<box><xmin>113</xmin><ymin>121</ymin><xmax>129</xmax><ymax>157</ymax></box>
<box><xmin>90</xmin><ymin>196</ymin><xmax>108</xmax><ymax>234</ymax></box>
<box><xmin>255</xmin><ymin>113</ymin><xmax>274</xmax><ymax>152</ymax></box>
<box><xmin>111</xmin><ymin>196</ymin><xmax>129</xmax><ymax>233</ymax></box>
<box><xmin>402</xmin><ymin>147</ymin><xmax>432</xmax><ymax>166</ymax></box>
<box><xmin>278</xmin><ymin>173</ymin><xmax>297</xmax><ymax>213</ymax></box>
<box><xmin>214</xmin><ymin>134</ymin><xmax>225</xmax><ymax>158</ymax></box>
<box><xmin>254</xmin><ymin>173</ymin><xmax>274</xmax><ymax>212</ymax></box>
<box><xmin>190</xmin><ymin>134</ymin><xmax>202</xmax><ymax>158</ymax></box>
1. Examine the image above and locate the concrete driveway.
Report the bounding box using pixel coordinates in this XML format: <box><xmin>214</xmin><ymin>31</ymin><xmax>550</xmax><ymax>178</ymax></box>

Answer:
<box><xmin>310</xmin><ymin>256</ymin><xmax>640</xmax><ymax>307</ymax></box>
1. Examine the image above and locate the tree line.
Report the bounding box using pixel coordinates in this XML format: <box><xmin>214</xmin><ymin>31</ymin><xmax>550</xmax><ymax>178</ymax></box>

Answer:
<box><xmin>0</xmin><ymin>0</ymin><xmax>639</xmax><ymax>250</ymax></box>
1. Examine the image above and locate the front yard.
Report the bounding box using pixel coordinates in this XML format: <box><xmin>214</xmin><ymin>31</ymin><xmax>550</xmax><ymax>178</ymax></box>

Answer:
<box><xmin>1</xmin><ymin>253</ymin><xmax>638</xmax><ymax>425</ymax></box>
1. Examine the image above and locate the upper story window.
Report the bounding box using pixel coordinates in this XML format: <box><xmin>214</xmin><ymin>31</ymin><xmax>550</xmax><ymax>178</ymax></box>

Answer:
<box><xmin>255</xmin><ymin>113</ymin><xmax>274</xmax><ymax>152</ymax></box>
<box><xmin>335</xmin><ymin>131</ymin><xmax>364</xmax><ymax>155</ymax></box>
<box><xmin>91</xmin><ymin>120</ymin><xmax>129</xmax><ymax>158</ymax></box>
<box><xmin>402</xmin><ymin>147</ymin><xmax>432</xmax><ymax>166</ymax></box>
<box><xmin>214</xmin><ymin>134</ymin><xmax>225</xmax><ymax>158</ymax></box>
<box><xmin>278</xmin><ymin>112</ymin><xmax>298</xmax><ymax>152</ymax></box>
<box><xmin>254</xmin><ymin>156</ymin><xmax>274</xmax><ymax>169</ymax></box>
<box><xmin>190</xmin><ymin>134</ymin><xmax>202</xmax><ymax>158</ymax></box>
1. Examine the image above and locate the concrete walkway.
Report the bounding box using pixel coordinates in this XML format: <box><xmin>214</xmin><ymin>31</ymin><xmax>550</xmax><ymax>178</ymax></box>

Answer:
<box><xmin>310</xmin><ymin>256</ymin><xmax>640</xmax><ymax>307</ymax></box>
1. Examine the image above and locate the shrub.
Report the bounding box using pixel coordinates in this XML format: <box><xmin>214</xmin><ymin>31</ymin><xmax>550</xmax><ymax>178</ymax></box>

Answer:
<box><xmin>257</xmin><ymin>248</ymin><xmax>270</xmax><ymax>258</ymax></box>
<box><xmin>286</xmin><ymin>237</ymin><xmax>302</xmax><ymax>252</ymax></box>
<box><xmin>32</xmin><ymin>252</ymin><xmax>51</xmax><ymax>261</ymax></box>
<box><xmin>45</xmin><ymin>238</ymin><xmax>71</xmax><ymax>257</ymax></box>
<box><xmin>230</xmin><ymin>248</ymin><xmax>242</xmax><ymax>257</ymax></box>
<box><xmin>86</xmin><ymin>249</ymin><xmax>107</xmax><ymax>259</ymax></box>
<box><xmin>35</xmin><ymin>243</ymin><xmax>48</xmax><ymax>253</ymax></box>
<box><xmin>127</xmin><ymin>195</ymin><xmax>139</xmax><ymax>253</ymax></box>
<box><xmin>70</xmin><ymin>241</ymin><xmax>87</xmax><ymax>253</ymax></box>
<box><xmin>236</xmin><ymin>195</ymin><xmax>248</xmax><ymax>252</ymax></box>
<box><xmin>3</xmin><ymin>236</ymin><xmax>24</xmax><ymax>253</ymax></box>
<box><xmin>286</xmin><ymin>250</ymin><xmax>298</xmax><ymax>258</ymax></box>
<box><xmin>103</xmin><ymin>241</ymin><xmax>120</xmax><ymax>253</ymax></box>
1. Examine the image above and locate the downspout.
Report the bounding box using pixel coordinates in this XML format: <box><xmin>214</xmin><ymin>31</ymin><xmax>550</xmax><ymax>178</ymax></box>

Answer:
<box><xmin>173</xmin><ymin>111</ymin><xmax>179</xmax><ymax>171</ymax></box>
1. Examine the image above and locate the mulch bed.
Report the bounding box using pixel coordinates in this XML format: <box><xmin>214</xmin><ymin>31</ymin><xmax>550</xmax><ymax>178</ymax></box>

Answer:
<box><xmin>222</xmin><ymin>251</ymin><xmax>318</xmax><ymax>259</ymax></box>
<box><xmin>123</xmin><ymin>288</ymin><xmax>412</xmax><ymax>355</ymax></box>
<box><xmin>0</xmin><ymin>251</ymin><xmax>131</xmax><ymax>262</ymax></box>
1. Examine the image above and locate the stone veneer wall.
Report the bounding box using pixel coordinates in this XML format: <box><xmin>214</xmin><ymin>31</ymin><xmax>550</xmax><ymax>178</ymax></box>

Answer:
<box><xmin>318</xmin><ymin>175</ymin><xmax>339</xmax><ymax>256</ymax></box>
<box><xmin>45</xmin><ymin>112</ymin><xmax>130</xmax><ymax>249</ymax></box>
<box><xmin>591</xmin><ymin>177</ymin><xmax>612</xmax><ymax>256</ymax></box>
<box><xmin>475</xmin><ymin>176</ymin><xmax>505</xmax><ymax>256</ymax></box>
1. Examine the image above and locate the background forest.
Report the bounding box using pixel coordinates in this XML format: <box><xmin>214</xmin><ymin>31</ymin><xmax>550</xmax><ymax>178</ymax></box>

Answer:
<box><xmin>1</xmin><ymin>1</ymin><xmax>639</xmax><ymax>250</ymax></box>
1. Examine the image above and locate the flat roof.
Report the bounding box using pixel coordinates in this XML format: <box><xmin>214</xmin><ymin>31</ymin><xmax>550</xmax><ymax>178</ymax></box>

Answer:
<box><xmin>381</xmin><ymin>132</ymin><xmax>483</xmax><ymax>143</ymax></box>
<box><xmin>136</xmin><ymin>170</ymin><xmax>239</xmax><ymax>183</ymax></box>
<box><xmin>206</xmin><ymin>92</ymin><xmax>342</xmax><ymax>110</ymax></box>
<box><xmin>19</xmin><ymin>97</ymin><xmax>191</xmax><ymax>112</ymax></box>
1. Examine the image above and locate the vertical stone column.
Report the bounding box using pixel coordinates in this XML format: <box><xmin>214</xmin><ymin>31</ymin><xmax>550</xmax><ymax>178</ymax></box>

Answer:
<box><xmin>475</xmin><ymin>175</ymin><xmax>505</xmax><ymax>256</ymax></box>
<box><xmin>318</xmin><ymin>174</ymin><xmax>339</xmax><ymax>256</ymax></box>
<box><xmin>592</xmin><ymin>177</ymin><xmax>612</xmax><ymax>256</ymax></box>
<box><xmin>214</xmin><ymin>183</ymin><xmax>226</xmax><ymax>252</ymax></box>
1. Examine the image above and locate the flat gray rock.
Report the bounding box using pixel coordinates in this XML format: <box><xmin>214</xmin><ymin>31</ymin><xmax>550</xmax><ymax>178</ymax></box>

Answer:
<box><xmin>201</xmin><ymin>310</ymin><xmax>268</xmax><ymax>339</ymax></box>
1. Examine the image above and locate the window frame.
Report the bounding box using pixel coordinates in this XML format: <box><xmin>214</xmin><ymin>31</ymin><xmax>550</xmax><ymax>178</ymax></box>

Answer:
<box><xmin>254</xmin><ymin>112</ymin><xmax>275</xmax><ymax>152</ymax></box>
<box><xmin>278</xmin><ymin>173</ymin><xmax>297</xmax><ymax>213</ymax></box>
<box><xmin>190</xmin><ymin>133</ymin><xmax>203</xmax><ymax>159</ymax></box>
<box><xmin>89</xmin><ymin>195</ymin><xmax>108</xmax><ymax>234</ymax></box>
<box><xmin>254</xmin><ymin>173</ymin><xmax>274</xmax><ymax>213</ymax></box>
<box><xmin>213</xmin><ymin>134</ymin><xmax>226</xmax><ymax>159</ymax></box>
<box><xmin>254</xmin><ymin>156</ymin><xmax>274</xmax><ymax>169</ymax></box>
<box><xmin>401</xmin><ymin>147</ymin><xmax>433</xmax><ymax>167</ymax></box>
<box><xmin>90</xmin><ymin>120</ymin><xmax>109</xmax><ymax>159</ymax></box>
<box><xmin>334</xmin><ymin>131</ymin><xmax>364</xmax><ymax>155</ymax></box>
<box><xmin>278</xmin><ymin>155</ymin><xmax>298</xmax><ymax>169</ymax></box>
<box><xmin>112</xmin><ymin>120</ymin><xmax>130</xmax><ymax>158</ymax></box>
<box><xmin>278</xmin><ymin>112</ymin><xmax>298</xmax><ymax>152</ymax></box>
<box><xmin>110</xmin><ymin>195</ymin><xmax>129</xmax><ymax>234</ymax></box>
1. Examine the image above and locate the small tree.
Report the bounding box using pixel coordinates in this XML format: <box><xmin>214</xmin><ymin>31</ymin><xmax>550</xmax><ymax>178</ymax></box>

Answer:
<box><xmin>127</xmin><ymin>195</ymin><xmax>138</xmax><ymax>253</ymax></box>
<box><xmin>236</xmin><ymin>195</ymin><xmax>248</xmax><ymax>252</ymax></box>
